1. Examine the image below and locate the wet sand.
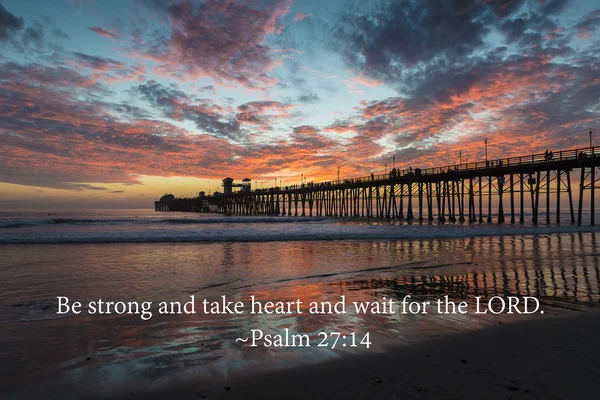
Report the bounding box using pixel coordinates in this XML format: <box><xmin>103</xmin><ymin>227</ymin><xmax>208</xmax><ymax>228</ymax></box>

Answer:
<box><xmin>3</xmin><ymin>231</ymin><xmax>600</xmax><ymax>399</ymax></box>
<box><xmin>108</xmin><ymin>311</ymin><xmax>600</xmax><ymax>400</ymax></box>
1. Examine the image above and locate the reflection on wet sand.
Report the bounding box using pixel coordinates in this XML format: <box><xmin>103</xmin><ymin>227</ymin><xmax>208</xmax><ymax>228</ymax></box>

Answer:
<box><xmin>1</xmin><ymin>232</ymin><xmax>600</xmax><ymax>398</ymax></box>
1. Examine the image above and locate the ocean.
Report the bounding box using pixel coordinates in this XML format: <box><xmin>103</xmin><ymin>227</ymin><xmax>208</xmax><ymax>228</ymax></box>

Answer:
<box><xmin>1</xmin><ymin>209</ymin><xmax>600</xmax><ymax>398</ymax></box>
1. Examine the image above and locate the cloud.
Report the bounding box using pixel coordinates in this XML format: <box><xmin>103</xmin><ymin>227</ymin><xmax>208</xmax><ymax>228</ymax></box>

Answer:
<box><xmin>292</xmin><ymin>125</ymin><xmax>337</xmax><ymax>150</ymax></box>
<box><xmin>292</xmin><ymin>12</ymin><xmax>310</xmax><ymax>22</ymax></box>
<box><xmin>0</xmin><ymin>3</ymin><xmax>24</xmax><ymax>41</ymax></box>
<box><xmin>0</xmin><ymin>62</ymin><xmax>244</xmax><ymax>189</ymax></box>
<box><xmin>0</xmin><ymin>61</ymin><xmax>99</xmax><ymax>88</ymax></box>
<box><xmin>541</xmin><ymin>0</ymin><xmax>571</xmax><ymax>16</ymax></box>
<box><xmin>89</xmin><ymin>26</ymin><xmax>121</xmax><ymax>40</ymax></box>
<box><xmin>2</xmin><ymin>0</ymin><xmax>600</xmax><ymax>193</ymax></box>
<box><xmin>71</xmin><ymin>52</ymin><xmax>146</xmax><ymax>83</ymax></box>
<box><xmin>333</xmin><ymin>0</ymin><xmax>575</xmax><ymax>90</ymax></box>
<box><xmin>22</xmin><ymin>22</ymin><xmax>45</xmax><ymax>48</ymax></box>
<box><xmin>68</xmin><ymin>183</ymin><xmax>109</xmax><ymax>191</ymax></box>
<box><xmin>135</xmin><ymin>0</ymin><xmax>291</xmax><ymax>89</ymax></box>
<box><xmin>52</xmin><ymin>28</ymin><xmax>70</xmax><ymax>40</ymax></box>
<box><xmin>574</xmin><ymin>9</ymin><xmax>600</xmax><ymax>37</ymax></box>
<box><xmin>296</xmin><ymin>93</ymin><xmax>320</xmax><ymax>103</ymax></box>
<box><xmin>0</xmin><ymin>59</ymin><xmax>347</xmax><ymax>189</ymax></box>
<box><xmin>0</xmin><ymin>4</ymin><xmax>52</xmax><ymax>49</ymax></box>
<box><xmin>335</xmin><ymin>0</ymin><xmax>494</xmax><ymax>77</ymax></box>
<box><xmin>133</xmin><ymin>80</ymin><xmax>242</xmax><ymax>139</ymax></box>
<box><xmin>236</xmin><ymin>100</ymin><xmax>295</xmax><ymax>130</ymax></box>
<box><xmin>325</xmin><ymin>0</ymin><xmax>599</xmax><ymax>165</ymax></box>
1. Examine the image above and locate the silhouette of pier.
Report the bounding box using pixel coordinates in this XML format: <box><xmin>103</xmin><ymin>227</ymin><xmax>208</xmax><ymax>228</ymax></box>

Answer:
<box><xmin>155</xmin><ymin>146</ymin><xmax>600</xmax><ymax>226</ymax></box>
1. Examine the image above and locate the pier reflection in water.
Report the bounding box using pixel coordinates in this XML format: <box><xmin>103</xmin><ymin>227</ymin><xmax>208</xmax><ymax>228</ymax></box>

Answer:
<box><xmin>345</xmin><ymin>232</ymin><xmax>600</xmax><ymax>310</ymax></box>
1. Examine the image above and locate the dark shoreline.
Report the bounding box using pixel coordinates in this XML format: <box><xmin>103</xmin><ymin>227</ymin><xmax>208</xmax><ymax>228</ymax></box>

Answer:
<box><xmin>92</xmin><ymin>311</ymin><xmax>600</xmax><ymax>400</ymax></box>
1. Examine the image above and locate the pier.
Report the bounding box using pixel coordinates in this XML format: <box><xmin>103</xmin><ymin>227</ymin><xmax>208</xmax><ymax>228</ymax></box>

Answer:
<box><xmin>155</xmin><ymin>145</ymin><xmax>600</xmax><ymax>226</ymax></box>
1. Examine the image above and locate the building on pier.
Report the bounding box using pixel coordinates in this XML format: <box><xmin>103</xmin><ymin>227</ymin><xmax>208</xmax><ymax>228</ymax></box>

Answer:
<box><xmin>159</xmin><ymin>193</ymin><xmax>175</xmax><ymax>202</ymax></box>
<box><xmin>222</xmin><ymin>177</ymin><xmax>252</xmax><ymax>195</ymax></box>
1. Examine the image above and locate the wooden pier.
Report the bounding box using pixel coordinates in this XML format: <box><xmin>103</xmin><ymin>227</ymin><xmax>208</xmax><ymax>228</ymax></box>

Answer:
<box><xmin>155</xmin><ymin>146</ymin><xmax>600</xmax><ymax>226</ymax></box>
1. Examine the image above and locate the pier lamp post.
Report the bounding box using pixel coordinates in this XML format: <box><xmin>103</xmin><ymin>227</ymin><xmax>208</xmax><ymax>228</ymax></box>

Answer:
<box><xmin>301</xmin><ymin>173</ymin><xmax>303</xmax><ymax>185</ymax></box>
<box><xmin>590</xmin><ymin>128</ymin><xmax>593</xmax><ymax>149</ymax></box>
<box><xmin>460</xmin><ymin>151</ymin><xmax>462</xmax><ymax>164</ymax></box>
<box><xmin>337</xmin><ymin>166</ymin><xmax>340</xmax><ymax>184</ymax></box>
<box><xmin>393</xmin><ymin>156</ymin><xmax>395</xmax><ymax>170</ymax></box>
<box><xmin>485</xmin><ymin>139</ymin><xmax>488</xmax><ymax>162</ymax></box>
<box><xmin>385</xmin><ymin>163</ymin><xmax>387</xmax><ymax>174</ymax></box>
<box><xmin>274</xmin><ymin>178</ymin><xmax>277</xmax><ymax>188</ymax></box>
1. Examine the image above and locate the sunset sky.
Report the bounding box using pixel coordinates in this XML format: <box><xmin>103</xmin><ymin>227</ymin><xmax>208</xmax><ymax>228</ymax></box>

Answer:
<box><xmin>1</xmin><ymin>0</ymin><xmax>599</xmax><ymax>208</ymax></box>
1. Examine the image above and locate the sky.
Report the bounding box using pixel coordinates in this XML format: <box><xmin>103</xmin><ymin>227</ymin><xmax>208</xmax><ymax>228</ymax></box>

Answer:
<box><xmin>0</xmin><ymin>0</ymin><xmax>599</xmax><ymax>209</ymax></box>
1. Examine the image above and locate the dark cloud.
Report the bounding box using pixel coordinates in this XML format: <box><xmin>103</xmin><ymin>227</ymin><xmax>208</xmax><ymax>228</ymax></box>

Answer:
<box><xmin>335</xmin><ymin>0</ymin><xmax>494</xmax><ymax>76</ymax></box>
<box><xmin>297</xmin><ymin>93</ymin><xmax>320</xmax><ymax>103</ymax></box>
<box><xmin>541</xmin><ymin>0</ymin><xmax>571</xmax><ymax>16</ymax></box>
<box><xmin>74</xmin><ymin>52</ymin><xmax>124</xmax><ymax>69</ymax></box>
<box><xmin>334</xmin><ymin>0</ymin><xmax>574</xmax><ymax>92</ymax></box>
<box><xmin>0</xmin><ymin>3</ymin><xmax>24</xmax><ymax>40</ymax></box>
<box><xmin>71</xmin><ymin>52</ymin><xmax>146</xmax><ymax>83</ymax></box>
<box><xmin>0</xmin><ymin>5</ymin><xmax>52</xmax><ymax>50</ymax></box>
<box><xmin>68</xmin><ymin>183</ymin><xmax>109</xmax><ymax>191</ymax></box>
<box><xmin>22</xmin><ymin>22</ymin><xmax>45</xmax><ymax>48</ymax></box>
<box><xmin>134</xmin><ymin>79</ymin><xmax>189</xmax><ymax>108</ymax></box>
<box><xmin>486</xmin><ymin>0</ymin><xmax>527</xmax><ymax>18</ymax></box>
<box><xmin>574</xmin><ymin>9</ymin><xmax>600</xmax><ymax>34</ymax></box>
<box><xmin>0</xmin><ymin>61</ymin><xmax>97</xmax><ymax>88</ymax></box>
<box><xmin>237</xmin><ymin>101</ymin><xmax>285</xmax><ymax>113</ymax></box>
<box><xmin>110</xmin><ymin>103</ymin><xmax>151</xmax><ymax>119</ymax></box>
<box><xmin>52</xmin><ymin>28</ymin><xmax>70</xmax><ymax>40</ymax></box>
<box><xmin>500</xmin><ymin>11</ymin><xmax>558</xmax><ymax>44</ymax></box>
<box><xmin>89</xmin><ymin>26</ymin><xmax>121</xmax><ymax>40</ymax></box>
<box><xmin>199</xmin><ymin>85</ymin><xmax>216</xmax><ymax>94</ymax></box>
<box><xmin>329</xmin><ymin>0</ymin><xmax>589</xmax><ymax>136</ymax></box>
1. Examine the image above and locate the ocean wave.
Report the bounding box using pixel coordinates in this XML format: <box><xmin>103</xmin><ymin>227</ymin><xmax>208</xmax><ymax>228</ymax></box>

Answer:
<box><xmin>0</xmin><ymin>216</ymin><xmax>332</xmax><ymax>229</ymax></box>
<box><xmin>1</xmin><ymin>224</ymin><xmax>599</xmax><ymax>244</ymax></box>
<box><xmin>0</xmin><ymin>299</ymin><xmax>71</xmax><ymax>324</ymax></box>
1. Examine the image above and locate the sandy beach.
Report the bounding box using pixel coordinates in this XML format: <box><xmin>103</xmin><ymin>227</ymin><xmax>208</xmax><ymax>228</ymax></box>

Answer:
<box><xmin>101</xmin><ymin>311</ymin><xmax>600</xmax><ymax>400</ymax></box>
<box><xmin>2</xmin><ymin>216</ymin><xmax>600</xmax><ymax>399</ymax></box>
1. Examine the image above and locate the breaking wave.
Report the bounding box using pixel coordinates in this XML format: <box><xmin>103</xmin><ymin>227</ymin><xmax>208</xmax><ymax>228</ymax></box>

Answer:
<box><xmin>1</xmin><ymin>224</ymin><xmax>599</xmax><ymax>244</ymax></box>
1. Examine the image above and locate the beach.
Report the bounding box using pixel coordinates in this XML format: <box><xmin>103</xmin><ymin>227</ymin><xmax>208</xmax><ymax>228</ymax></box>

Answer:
<box><xmin>1</xmin><ymin>209</ymin><xmax>600</xmax><ymax>399</ymax></box>
<box><xmin>108</xmin><ymin>312</ymin><xmax>600</xmax><ymax>400</ymax></box>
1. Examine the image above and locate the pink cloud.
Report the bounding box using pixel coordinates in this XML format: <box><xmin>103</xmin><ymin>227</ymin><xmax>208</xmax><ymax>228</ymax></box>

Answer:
<box><xmin>292</xmin><ymin>12</ymin><xmax>310</xmax><ymax>22</ymax></box>
<box><xmin>136</xmin><ymin>0</ymin><xmax>291</xmax><ymax>89</ymax></box>
<box><xmin>577</xmin><ymin>30</ymin><xmax>592</xmax><ymax>39</ymax></box>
